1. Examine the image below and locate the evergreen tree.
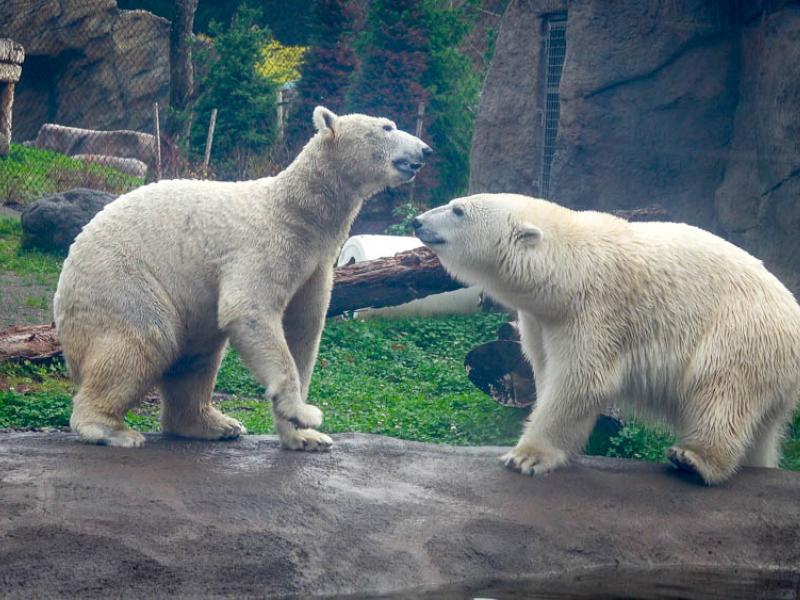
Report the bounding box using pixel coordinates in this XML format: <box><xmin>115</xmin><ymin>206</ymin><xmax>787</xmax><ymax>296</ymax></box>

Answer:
<box><xmin>285</xmin><ymin>0</ymin><xmax>360</xmax><ymax>155</ymax></box>
<box><xmin>420</xmin><ymin>0</ymin><xmax>480</xmax><ymax>204</ymax></box>
<box><xmin>191</xmin><ymin>6</ymin><xmax>277</xmax><ymax>177</ymax></box>
<box><xmin>346</xmin><ymin>0</ymin><xmax>430</xmax><ymax>132</ymax></box>
<box><xmin>346</xmin><ymin>0</ymin><xmax>479</xmax><ymax>208</ymax></box>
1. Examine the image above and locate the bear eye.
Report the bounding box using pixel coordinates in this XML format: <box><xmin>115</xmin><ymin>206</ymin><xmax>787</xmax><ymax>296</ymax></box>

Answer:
<box><xmin>452</xmin><ymin>206</ymin><xmax>464</xmax><ymax>217</ymax></box>
<box><xmin>383</xmin><ymin>124</ymin><xmax>393</xmax><ymax>131</ymax></box>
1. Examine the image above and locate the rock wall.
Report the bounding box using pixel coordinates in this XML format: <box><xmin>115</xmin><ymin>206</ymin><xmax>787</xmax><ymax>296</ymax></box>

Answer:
<box><xmin>0</xmin><ymin>0</ymin><xmax>170</xmax><ymax>141</ymax></box>
<box><xmin>470</xmin><ymin>0</ymin><xmax>800</xmax><ymax>293</ymax></box>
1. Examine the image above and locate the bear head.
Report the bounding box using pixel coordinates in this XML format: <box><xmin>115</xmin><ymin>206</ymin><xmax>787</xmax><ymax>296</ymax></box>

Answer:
<box><xmin>412</xmin><ymin>193</ymin><xmax>570</xmax><ymax>311</ymax></box>
<box><xmin>311</xmin><ymin>106</ymin><xmax>432</xmax><ymax>194</ymax></box>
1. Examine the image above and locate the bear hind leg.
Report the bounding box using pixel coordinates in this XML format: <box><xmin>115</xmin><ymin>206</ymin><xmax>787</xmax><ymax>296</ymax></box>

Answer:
<box><xmin>742</xmin><ymin>402</ymin><xmax>794</xmax><ymax>468</ymax></box>
<box><xmin>668</xmin><ymin>389</ymin><xmax>757</xmax><ymax>484</ymax></box>
<box><xmin>159</xmin><ymin>347</ymin><xmax>246</xmax><ymax>441</ymax></box>
<box><xmin>69</xmin><ymin>346</ymin><xmax>154</xmax><ymax>448</ymax></box>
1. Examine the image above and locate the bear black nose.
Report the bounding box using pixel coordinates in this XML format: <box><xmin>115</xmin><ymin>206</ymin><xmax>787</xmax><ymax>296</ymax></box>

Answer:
<box><xmin>409</xmin><ymin>162</ymin><xmax>423</xmax><ymax>171</ymax></box>
<box><xmin>422</xmin><ymin>144</ymin><xmax>433</xmax><ymax>158</ymax></box>
<box><xmin>411</xmin><ymin>217</ymin><xmax>422</xmax><ymax>230</ymax></box>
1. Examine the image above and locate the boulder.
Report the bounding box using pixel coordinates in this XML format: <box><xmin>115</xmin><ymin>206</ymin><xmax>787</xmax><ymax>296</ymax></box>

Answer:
<box><xmin>34</xmin><ymin>124</ymin><xmax>156</xmax><ymax>168</ymax></box>
<box><xmin>0</xmin><ymin>2</ymin><xmax>169</xmax><ymax>141</ymax></box>
<box><xmin>71</xmin><ymin>154</ymin><xmax>148</xmax><ymax>178</ymax></box>
<box><xmin>0</xmin><ymin>432</ymin><xmax>798</xmax><ymax>599</ymax></box>
<box><xmin>20</xmin><ymin>188</ymin><xmax>116</xmax><ymax>252</ymax></box>
<box><xmin>470</xmin><ymin>1</ymin><xmax>800</xmax><ymax>296</ymax></box>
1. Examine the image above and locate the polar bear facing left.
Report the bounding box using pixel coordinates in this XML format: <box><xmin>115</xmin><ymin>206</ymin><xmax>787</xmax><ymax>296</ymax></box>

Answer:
<box><xmin>414</xmin><ymin>193</ymin><xmax>800</xmax><ymax>484</ymax></box>
<box><xmin>54</xmin><ymin>107</ymin><xmax>430</xmax><ymax>450</ymax></box>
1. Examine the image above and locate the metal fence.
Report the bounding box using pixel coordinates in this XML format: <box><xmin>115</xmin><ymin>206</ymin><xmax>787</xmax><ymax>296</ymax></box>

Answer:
<box><xmin>538</xmin><ymin>13</ymin><xmax>567</xmax><ymax>200</ymax></box>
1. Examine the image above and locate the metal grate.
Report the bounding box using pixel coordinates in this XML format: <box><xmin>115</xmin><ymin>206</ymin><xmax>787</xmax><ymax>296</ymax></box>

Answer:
<box><xmin>539</xmin><ymin>14</ymin><xmax>567</xmax><ymax>199</ymax></box>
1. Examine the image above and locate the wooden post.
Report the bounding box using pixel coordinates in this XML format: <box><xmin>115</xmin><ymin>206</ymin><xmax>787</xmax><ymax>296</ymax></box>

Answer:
<box><xmin>409</xmin><ymin>101</ymin><xmax>426</xmax><ymax>203</ymax></box>
<box><xmin>203</xmin><ymin>108</ymin><xmax>218</xmax><ymax>178</ymax></box>
<box><xmin>153</xmin><ymin>102</ymin><xmax>162</xmax><ymax>180</ymax></box>
<box><xmin>276</xmin><ymin>87</ymin><xmax>286</xmax><ymax>145</ymax></box>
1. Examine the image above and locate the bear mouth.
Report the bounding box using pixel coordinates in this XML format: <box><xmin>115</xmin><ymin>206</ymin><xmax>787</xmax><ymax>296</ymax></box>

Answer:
<box><xmin>414</xmin><ymin>229</ymin><xmax>446</xmax><ymax>245</ymax></box>
<box><xmin>393</xmin><ymin>158</ymin><xmax>423</xmax><ymax>180</ymax></box>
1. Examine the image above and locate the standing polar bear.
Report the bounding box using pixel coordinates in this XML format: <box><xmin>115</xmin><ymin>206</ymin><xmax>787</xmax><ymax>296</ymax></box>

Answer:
<box><xmin>414</xmin><ymin>193</ymin><xmax>800</xmax><ymax>484</ymax></box>
<box><xmin>54</xmin><ymin>107</ymin><xmax>430</xmax><ymax>450</ymax></box>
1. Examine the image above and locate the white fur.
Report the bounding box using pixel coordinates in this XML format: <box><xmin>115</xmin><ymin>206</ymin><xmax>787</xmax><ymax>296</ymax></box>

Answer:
<box><xmin>54</xmin><ymin>107</ymin><xmax>430</xmax><ymax>450</ymax></box>
<box><xmin>415</xmin><ymin>193</ymin><xmax>800</xmax><ymax>484</ymax></box>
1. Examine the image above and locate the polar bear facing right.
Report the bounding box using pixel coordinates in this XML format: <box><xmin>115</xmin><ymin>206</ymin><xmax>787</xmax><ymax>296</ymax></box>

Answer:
<box><xmin>54</xmin><ymin>107</ymin><xmax>430</xmax><ymax>451</ymax></box>
<box><xmin>414</xmin><ymin>193</ymin><xmax>800</xmax><ymax>484</ymax></box>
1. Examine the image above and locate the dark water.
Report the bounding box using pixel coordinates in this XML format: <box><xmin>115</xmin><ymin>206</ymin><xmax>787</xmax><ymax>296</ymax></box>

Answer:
<box><xmin>374</xmin><ymin>566</ymin><xmax>800</xmax><ymax>600</ymax></box>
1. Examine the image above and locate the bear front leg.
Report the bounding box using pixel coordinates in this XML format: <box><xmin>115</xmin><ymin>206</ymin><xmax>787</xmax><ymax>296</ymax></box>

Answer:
<box><xmin>283</xmin><ymin>267</ymin><xmax>332</xmax><ymax>401</ymax></box>
<box><xmin>503</xmin><ymin>383</ymin><xmax>602</xmax><ymax>476</ymax></box>
<box><xmin>225</xmin><ymin>312</ymin><xmax>331</xmax><ymax>452</ymax></box>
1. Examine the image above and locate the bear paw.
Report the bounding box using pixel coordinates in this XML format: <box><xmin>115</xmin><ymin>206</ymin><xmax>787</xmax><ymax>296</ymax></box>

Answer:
<box><xmin>666</xmin><ymin>446</ymin><xmax>728</xmax><ymax>485</ymax></box>
<box><xmin>279</xmin><ymin>428</ymin><xmax>333</xmax><ymax>452</ymax></box>
<box><xmin>501</xmin><ymin>443</ymin><xmax>568</xmax><ymax>476</ymax></box>
<box><xmin>277</xmin><ymin>403</ymin><xmax>323</xmax><ymax>430</ymax></box>
<box><xmin>164</xmin><ymin>409</ymin><xmax>246</xmax><ymax>441</ymax></box>
<box><xmin>76</xmin><ymin>423</ymin><xmax>146</xmax><ymax>448</ymax></box>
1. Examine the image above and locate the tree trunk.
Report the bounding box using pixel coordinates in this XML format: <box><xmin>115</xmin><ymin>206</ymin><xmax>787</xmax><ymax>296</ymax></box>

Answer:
<box><xmin>327</xmin><ymin>246</ymin><xmax>462</xmax><ymax>317</ymax></box>
<box><xmin>170</xmin><ymin>0</ymin><xmax>199</xmax><ymax>111</ymax></box>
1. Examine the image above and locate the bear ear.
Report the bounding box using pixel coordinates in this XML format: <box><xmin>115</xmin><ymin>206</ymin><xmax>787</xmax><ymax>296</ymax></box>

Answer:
<box><xmin>517</xmin><ymin>222</ymin><xmax>543</xmax><ymax>246</ymax></box>
<box><xmin>313</xmin><ymin>106</ymin><xmax>338</xmax><ymax>138</ymax></box>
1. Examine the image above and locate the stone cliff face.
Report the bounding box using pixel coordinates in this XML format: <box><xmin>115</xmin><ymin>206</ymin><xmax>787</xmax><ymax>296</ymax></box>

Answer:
<box><xmin>0</xmin><ymin>0</ymin><xmax>170</xmax><ymax>141</ymax></box>
<box><xmin>471</xmin><ymin>0</ymin><xmax>800</xmax><ymax>293</ymax></box>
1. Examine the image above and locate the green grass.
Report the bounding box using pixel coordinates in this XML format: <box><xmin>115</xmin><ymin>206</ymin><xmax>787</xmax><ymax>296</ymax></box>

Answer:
<box><xmin>0</xmin><ymin>217</ymin><xmax>65</xmax><ymax>280</ymax></box>
<box><xmin>0</xmin><ymin>312</ymin><xmax>798</xmax><ymax>471</ymax></box>
<box><xmin>0</xmin><ymin>143</ymin><xmax>144</xmax><ymax>207</ymax></box>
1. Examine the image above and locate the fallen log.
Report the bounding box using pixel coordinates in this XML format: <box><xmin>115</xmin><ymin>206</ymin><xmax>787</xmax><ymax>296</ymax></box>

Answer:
<box><xmin>327</xmin><ymin>246</ymin><xmax>462</xmax><ymax>316</ymax></box>
<box><xmin>0</xmin><ymin>324</ymin><xmax>61</xmax><ymax>362</ymax></box>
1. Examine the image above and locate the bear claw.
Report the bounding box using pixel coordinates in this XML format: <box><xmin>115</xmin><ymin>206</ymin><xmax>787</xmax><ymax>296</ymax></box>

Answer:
<box><xmin>280</xmin><ymin>428</ymin><xmax>333</xmax><ymax>452</ymax></box>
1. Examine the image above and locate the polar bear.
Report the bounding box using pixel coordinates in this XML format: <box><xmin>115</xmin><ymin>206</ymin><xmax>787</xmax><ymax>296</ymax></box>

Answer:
<box><xmin>413</xmin><ymin>193</ymin><xmax>800</xmax><ymax>484</ymax></box>
<box><xmin>54</xmin><ymin>107</ymin><xmax>431</xmax><ymax>450</ymax></box>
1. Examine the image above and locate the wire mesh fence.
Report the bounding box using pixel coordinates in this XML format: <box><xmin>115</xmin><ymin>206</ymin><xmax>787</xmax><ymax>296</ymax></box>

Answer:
<box><xmin>0</xmin><ymin>0</ymin><xmax>293</xmax><ymax>208</ymax></box>
<box><xmin>0</xmin><ymin>0</ymin><xmax>173</xmax><ymax>207</ymax></box>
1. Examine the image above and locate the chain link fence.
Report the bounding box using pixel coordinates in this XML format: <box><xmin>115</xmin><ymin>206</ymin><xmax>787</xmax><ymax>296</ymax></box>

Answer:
<box><xmin>0</xmin><ymin>0</ymin><xmax>211</xmax><ymax>208</ymax></box>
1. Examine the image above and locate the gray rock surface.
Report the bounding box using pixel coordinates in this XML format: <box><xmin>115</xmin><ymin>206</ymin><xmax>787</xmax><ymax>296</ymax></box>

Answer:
<box><xmin>20</xmin><ymin>188</ymin><xmax>116</xmax><ymax>252</ymax></box>
<box><xmin>470</xmin><ymin>1</ymin><xmax>800</xmax><ymax>295</ymax></box>
<box><xmin>0</xmin><ymin>1</ymin><xmax>169</xmax><ymax>141</ymax></box>
<box><xmin>71</xmin><ymin>154</ymin><xmax>148</xmax><ymax>178</ymax></box>
<box><xmin>34</xmin><ymin>123</ymin><xmax>156</xmax><ymax>169</ymax></box>
<box><xmin>714</xmin><ymin>3</ymin><xmax>800</xmax><ymax>294</ymax></box>
<box><xmin>0</xmin><ymin>432</ymin><xmax>798</xmax><ymax>599</ymax></box>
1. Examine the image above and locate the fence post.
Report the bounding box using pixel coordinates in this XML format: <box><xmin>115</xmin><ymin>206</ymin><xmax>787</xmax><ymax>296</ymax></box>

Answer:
<box><xmin>203</xmin><ymin>108</ymin><xmax>218</xmax><ymax>179</ymax></box>
<box><xmin>276</xmin><ymin>87</ymin><xmax>286</xmax><ymax>145</ymax></box>
<box><xmin>153</xmin><ymin>102</ymin><xmax>162</xmax><ymax>180</ymax></box>
<box><xmin>409</xmin><ymin>101</ymin><xmax>426</xmax><ymax>203</ymax></box>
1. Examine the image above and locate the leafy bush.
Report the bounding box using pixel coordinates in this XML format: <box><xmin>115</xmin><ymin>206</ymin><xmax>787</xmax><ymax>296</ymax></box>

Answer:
<box><xmin>606</xmin><ymin>421</ymin><xmax>675</xmax><ymax>462</ymax></box>
<box><xmin>258</xmin><ymin>39</ymin><xmax>307</xmax><ymax>84</ymax></box>
<box><xmin>0</xmin><ymin>144</ymin><xmax>144</xmax><ymax>207</ymax></box>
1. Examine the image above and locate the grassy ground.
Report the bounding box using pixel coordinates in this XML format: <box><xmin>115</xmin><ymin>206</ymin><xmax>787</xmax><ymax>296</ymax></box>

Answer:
<box><xmin>0</xmin><ymin>217</ymin><xmax>64</xmax><ymax>327</ymax></box>
<box><xmin>0</xmin><ymin>143</ymin><xmax>144</xmax><ymax>207</ymax></box>
<box><xmin>0</xmin><ymin>213</ymin><xmax>798</xmax><ymax>469</ymax></box>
